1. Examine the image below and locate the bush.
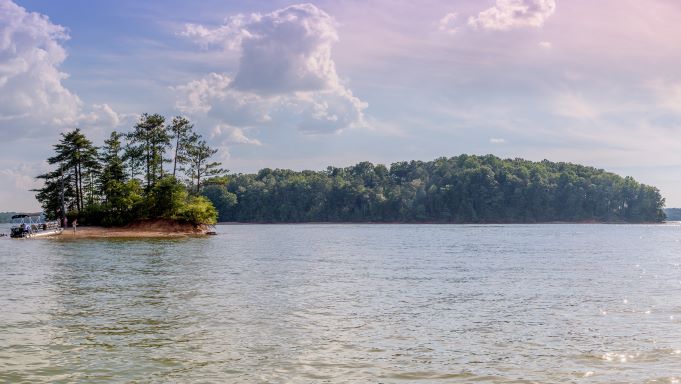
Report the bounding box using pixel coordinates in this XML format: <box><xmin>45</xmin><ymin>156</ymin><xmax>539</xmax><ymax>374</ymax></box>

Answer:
<box><xmin>178</xmin><ymin>196</ymin><xmax>218</xmax><ymax>225</ymax></box>
<box><xmin>78</xmin><ymin>204</ymin><xmax>105</xmax><ymax>226</ymax></box>
<box><xmin>147</xmin><ymin>176</ymin><xmax>188</xmax><ymax>219</ymax></box>
<box><xmin>68</xmin><ymin>177</ymin><xmax>219</xmax><ymax>227</ymax></box>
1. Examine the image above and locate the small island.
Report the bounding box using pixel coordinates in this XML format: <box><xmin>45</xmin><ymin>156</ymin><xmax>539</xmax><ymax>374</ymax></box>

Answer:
<box><xmin>34</xmin><ymin>114</ymin><xmax>221</xmax><ymax>237</ymax></box>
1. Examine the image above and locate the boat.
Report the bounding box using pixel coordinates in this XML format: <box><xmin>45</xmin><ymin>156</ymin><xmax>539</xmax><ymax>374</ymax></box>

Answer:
<box><xmin>10</xmin><ymin>214</ymin><xmax>63</xmax><ymax>238</ymax></box>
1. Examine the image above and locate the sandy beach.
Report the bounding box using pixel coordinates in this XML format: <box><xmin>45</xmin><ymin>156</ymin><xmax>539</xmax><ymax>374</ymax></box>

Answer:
<box><xmin>58</xmin><ymin>219</ymin><xmax>209</xmax><ymax>239</ymax></box>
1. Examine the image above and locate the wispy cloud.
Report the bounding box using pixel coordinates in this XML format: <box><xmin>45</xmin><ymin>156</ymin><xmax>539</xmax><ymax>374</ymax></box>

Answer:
<box><xmin>649</xmin><ymin>80</ymin><xmax>681</xmax><ymax>115</ymax></box>
<box><xmin>552</xmin><ymin>92</ymin><xmax>600</xmax><ymax>120</ymax></box>
<box><xmin>468</xmin><ymin>0</ymin><xmax>556</xmax><ymax>30</ymax></box>
<box><xmin>438</xmin><ymin>12</ymin><xmax>458</xmax><ymax>34</ymax></box>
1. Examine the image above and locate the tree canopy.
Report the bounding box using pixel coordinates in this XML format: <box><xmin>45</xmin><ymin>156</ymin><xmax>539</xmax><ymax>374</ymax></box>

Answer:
<box><xmin>34</xmin><ymin>125</ymin><xmax>666</xmax><ymax>226</ymax></box>
<box><xmin>202</xmin><ymin>155</ymin><xmax>666</xmax><ymax>223</ymax></box>
<box><xmin>34</xmin><ymin>114</ymin><xmax>222</xmax><ymax>226</ymax></box>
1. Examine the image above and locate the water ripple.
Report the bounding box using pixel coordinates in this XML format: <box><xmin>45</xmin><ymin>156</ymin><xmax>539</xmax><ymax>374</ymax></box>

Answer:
<box><xmin>2</xmin><ymin>223</ymin><xmax>681</xmax><ymax>382</ymax></box>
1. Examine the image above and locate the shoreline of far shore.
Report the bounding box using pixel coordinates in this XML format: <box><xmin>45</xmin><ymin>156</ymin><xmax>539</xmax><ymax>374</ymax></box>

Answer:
<box><xmin>215</xmin><ymin>220</ymin><xmax>671</xmax><ymax>225</ymax></box>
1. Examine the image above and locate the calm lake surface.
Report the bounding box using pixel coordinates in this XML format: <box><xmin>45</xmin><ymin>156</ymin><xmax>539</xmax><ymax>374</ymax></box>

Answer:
<box><xmin>2</xmin><ymin>223</ymin><xmax>681</xmax><ymax>383</ymax></box>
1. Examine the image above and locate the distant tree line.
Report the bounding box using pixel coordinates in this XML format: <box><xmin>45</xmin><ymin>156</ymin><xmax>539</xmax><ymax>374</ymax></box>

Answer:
<box><xmin>664</xmin><ymin>208</ymin><xmax>681</xmax><ymax>221</ymax></box>
<box><xmin>34</xmin><ymin>114</ymin><xmax>222</xmax><ymax>226</ymax></box>
<box><xmin>0</xmin><ymin>212</ymin><xmax>21</xmax><ymax>223</ymax></box>
<box><xmin>201</xmin><ymin>155</ymin><xmax>666</xmax><ymax>223</ymax></box>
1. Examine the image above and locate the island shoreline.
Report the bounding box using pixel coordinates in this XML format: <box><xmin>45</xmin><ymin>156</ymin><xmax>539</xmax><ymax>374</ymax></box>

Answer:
<box><xmin>36</xmin><ymin>220</ymin><xmax>671</xmax><ymax>240</ymax></box>
<box><xmin>53</xmin><ymin>219</ymin><xmax>209</xmax><ymax>239</ymax></box>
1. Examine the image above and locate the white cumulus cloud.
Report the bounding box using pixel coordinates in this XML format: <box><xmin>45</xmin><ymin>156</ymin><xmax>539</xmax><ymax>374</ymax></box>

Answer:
<box><xmin>0</xmin><ymin>0</ymin><xmax>120</xmax><ymax>139</ymax></box>
<box><xmin>0</xmin><ymin>0</ymin><xmax>80</xmax><ymax>134</ymax></box>
<box><xmin>230</xmin><ymin>4</ymin><xmax>340</xmax><ymax>94</ymax></box>
<box><xmin>172</xmin><ymin>72</ymin><xmax>271</xmax><ymax>126</ymax></box>
<box><xmin>173</xmin><ymin>73</ymin><xmax>233</xmax><ymax>115</ymax></box>
<box><xmin>80</xmin><ymin>103</ymin><xmax>120</xmax><ymax>127</ymax></box>
<box><xmin>211</xmin><ymin>123</ymin><xmax>262</xmax><ymax>146</ymax></box>
<box><xmin>180</xmin><ymin>14</ymin><xmax>251</xmax><ymax>51</ymax></box>
<box><xmin>468</xmin><ymin>0</ymin><xmax>556</xmax><ymax>30</ymax></box>
<box><xmin>179</xmin><ymin>3</ymin><xmax>367</xmax><ymax>134</ymax></box>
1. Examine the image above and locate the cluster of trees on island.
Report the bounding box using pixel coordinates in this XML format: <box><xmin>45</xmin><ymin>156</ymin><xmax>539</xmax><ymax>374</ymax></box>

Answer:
<box><xmin>35</xmin><ymin>114</ymin><xmax>222</xmax><ymax>226</ymax></box>
<box><xmin>35</xmin><ymin>118</ymin><xmax>666</xmax><ymax>225</ymax></box>
<box><xmin>202</xmin><ymin>155</ymin><xmax>666</xmax><ymax>223</ymax></box>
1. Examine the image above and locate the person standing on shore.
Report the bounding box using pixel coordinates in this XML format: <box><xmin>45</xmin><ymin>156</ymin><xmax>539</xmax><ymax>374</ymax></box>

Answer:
<box><xmin>73</xmin><ymin>219</ymin><xmax>77</xmax><ymax>234</ymax></box>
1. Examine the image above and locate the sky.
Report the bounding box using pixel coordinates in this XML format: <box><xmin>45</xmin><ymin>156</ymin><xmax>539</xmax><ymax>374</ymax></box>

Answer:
<box><xmin>2</xmin><ymin>0</ymin><xmax>681</xmax><ymax>211</ymax></box>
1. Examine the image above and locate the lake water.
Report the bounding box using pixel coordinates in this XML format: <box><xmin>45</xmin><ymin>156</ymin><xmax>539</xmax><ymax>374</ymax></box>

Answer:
<box><xmin>2</xmin><ymin>223</ymin><xmax>681</xmax><ymax>383</ymax></box>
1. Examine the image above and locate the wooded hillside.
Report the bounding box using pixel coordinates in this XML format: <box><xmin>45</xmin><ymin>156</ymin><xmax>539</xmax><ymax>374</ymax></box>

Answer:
<box><xmin>202</xmin><ymin>155</ymin><xmax>666</xmax><ymax>223</ymax></box>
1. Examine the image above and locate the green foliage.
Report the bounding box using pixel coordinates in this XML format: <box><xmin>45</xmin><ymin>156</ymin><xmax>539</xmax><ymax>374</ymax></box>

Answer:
<box><xmin>126</xmin><ymin>113</ymin><xmax>170</xmax><ymax>190</ymax></box>
<box><xmin>146</xmin><ymin>176</ymin><xmax>189</xmax><ymax>218</ymax></box>
<box><xmin>33</xmin><ymin>119</ymin><xmax>664</xmax><ymax>226</ymax></box>
<box><xmin>202</xmin><ymin>183</ymin><xmax>237</xmax><ymax>222</ymax></box>
<box><xmin>178</xmin><ymin>196</ymin><xmax>218</xmax><ymax>225</ymax></box>
<box><xmin>34</xmin><ymin>113</ymin><xmax>222</xmax><ymax>227</ymax></box>
<box><xmin>34</xmin><ymin>129</ymin><xmax>99</xmax><ymax>219</ymax></box>
<box><xmin>168</xmin><ymin>116</ymin><xmax>195</xmax><ymax>178</ymax></box>
<box><xmin>100</xmin><ymin>180</ymin><xmax>144</xmax><ymax>226</ymax></box>
<box><xmin>215</xmin><ymin>155</ymin><xmax>666</xmax><ymax>223</ymax></box>
<box><xmin>101</xmin><ymin>132</ymin><xmax>125</xmax><ymax>180</ymax></box>
<box><xmin>144</xmin><ymin>177</ymin><xmax>218</xmax><ymax>225</ymax></box>
<box><xmin>184</xmin><ymin>138</ymin><xmax>225</xmax><ymax>193</ymax></box>
<box><xmin>78</xmin><ymin>203</ymin><xmax>104</xmax><ymax>226</ymax></box>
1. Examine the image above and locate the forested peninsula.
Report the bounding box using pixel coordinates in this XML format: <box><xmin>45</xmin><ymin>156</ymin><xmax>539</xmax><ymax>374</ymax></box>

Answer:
<box><xmin>202</xmin><ymin>155</ymin><xmax>666</xmax><ymax>223</ymax></box>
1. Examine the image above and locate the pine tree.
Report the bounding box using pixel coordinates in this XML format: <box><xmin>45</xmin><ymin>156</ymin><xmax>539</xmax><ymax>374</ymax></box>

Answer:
<box><xmin>126</xmin><ymin>113</ymin><xmax>170</xmax><ymax>191</ymax></box>
<box><xmin>44</xmin><ymin>129</ymin><xmax>99</xmax><ymax>212</ymax></box>
<box><xmin>100</xmin><ymin>131</ymin><xmax>126</xmax><ymax>203</ymax></box>
<box><xmin>34</xmin><ymin>115</ymin><xmax>219</xmax><ymax>226</ymax></box>
<box><xmin>184</xmin><ymin>137</ymin><xmax>225</xmax><ymax>194</ymax></box>
<box><xmin>168</xmin><ymin>116</ymin><xmax>195</xmax><ymax>178</ymax></box>
<box><xmin>34</xmin><ymin>166</ymin><xmax>74</xmax><ymax>221</ymax></box>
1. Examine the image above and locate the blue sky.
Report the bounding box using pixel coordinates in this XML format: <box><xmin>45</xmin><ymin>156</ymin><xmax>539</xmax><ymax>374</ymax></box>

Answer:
<box><xmin>2</xmin><ymin>0</ymin><xmax>681</xmax><ymax>211</ymax></box>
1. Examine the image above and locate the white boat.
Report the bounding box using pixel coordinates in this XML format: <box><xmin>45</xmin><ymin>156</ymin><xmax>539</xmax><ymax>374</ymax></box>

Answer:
<box><xmin>10</xmin><ymin>214</ymin><xmax>63</xmax><ymax>238</ymax></box>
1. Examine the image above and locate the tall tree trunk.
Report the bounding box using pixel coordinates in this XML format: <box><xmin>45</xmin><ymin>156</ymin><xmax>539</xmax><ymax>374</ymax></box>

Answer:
<box><xmin>173</xmin><ymin>133</ymin><xmax>179</xmax><ymax>178</ymax></box>
<box><xmin>73</xmin><ymin>165</ymin><xmax>80</xmax><ymax>212</ymax></box>
<box><xmin>77</xmin><ymin>161</ymin><xmax>84</xmax><ymax>211</ymax></box>
<box><xmin>145</xmin><ymin>136</ymin><xmax>151</xmax><ymax>191</ymax></box>
<box><xmin>159</xmin><ymin>149</ymin><xmax>164</xmax><ymax>179</ymax></box>
<box><xmin>89</xmin><ymin>173</ymin><xmax>94</xmax><ymax>205</ymax></box>
<box><xmin>196</xmin><ymin>159</ymin><xmax>202</xmax><ymax>194</ymax></box>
